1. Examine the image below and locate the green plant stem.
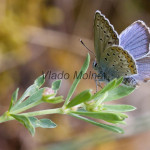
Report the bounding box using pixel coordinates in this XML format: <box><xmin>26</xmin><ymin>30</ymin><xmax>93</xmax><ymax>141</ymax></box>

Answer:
<box><xmin>21</xmin><ymin>108</ymin><xmax>63</xmax><ymax>117</ymax></box>
<box><xmin>92</xmin><ymin>92</ymin><xmax>108</xmax><ymax>109</ymax></box>
<box><xmin>0</xmin><ymin>108</ymin><xmax>62</xmax><ymax>123</ymax></box>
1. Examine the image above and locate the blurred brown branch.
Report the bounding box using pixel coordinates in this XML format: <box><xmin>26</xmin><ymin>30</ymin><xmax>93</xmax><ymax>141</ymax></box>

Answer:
<box><xmin>0</xmin><ymin>26</ymin><xmax>93</xmax><ymax>73</ymax></box>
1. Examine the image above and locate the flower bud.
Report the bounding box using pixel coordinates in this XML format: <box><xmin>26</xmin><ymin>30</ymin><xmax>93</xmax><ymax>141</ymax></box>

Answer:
<box><xmin>43</xmin><ymin>88</ymin><xmax>55</xmax><ymax>96</ymax></box>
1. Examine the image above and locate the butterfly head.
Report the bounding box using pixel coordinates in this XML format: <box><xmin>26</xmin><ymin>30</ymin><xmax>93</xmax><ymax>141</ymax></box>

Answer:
<box><xmin>92</xmin><ymin>59</ymin><xmax>98</xmax><ymax>71</ymax></box>
<box><xmin>92</xmin><ymin>59</ymin><xmax>103</xmax><ymax>75</ymax></box>
<box><xmin>92</xmin><ymin>59</ymin><xmax>106</xmax><ymax>81</ymax></box>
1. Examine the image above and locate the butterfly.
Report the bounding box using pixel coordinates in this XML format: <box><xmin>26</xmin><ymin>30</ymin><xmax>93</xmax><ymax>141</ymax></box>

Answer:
<box><xmin>93</xmin><ymin>10</ymin><xmax>150</xmax><ymax>88</ymax></box>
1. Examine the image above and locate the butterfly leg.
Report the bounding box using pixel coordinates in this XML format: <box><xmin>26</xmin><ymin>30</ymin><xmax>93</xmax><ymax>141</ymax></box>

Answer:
<box><xmin>93</xmin><ymin>73</ymin><xmax>98</xmax><ymax>92</ymax></box>
<box><xmin>98</xmin><ymin>80</ymin><xmax>103</xmax><ymax>89</ymax></box>
<box><xmin>94</xmin><ymin>79</ymin><xmax>103</xmax><ymax>92</ymax></box>
<box><xmin>93</xmin><ymin>73</ymin><xmax>102</xmax><ymax>92</ymax></box>
<box><xmin>95</xmin><ymin>79</ymin><xmax>98</xmax><ymax>92</ymax></box>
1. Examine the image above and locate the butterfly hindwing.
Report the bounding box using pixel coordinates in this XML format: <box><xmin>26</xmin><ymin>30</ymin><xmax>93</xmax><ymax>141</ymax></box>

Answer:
<box><xmin>101</xmin><ymin>46</ymin><xmax>137</xmax><ymax>78</ymax></box>
<box><xmin>94</xmin><ymin>10</ymin><xmax>119</xmax><ymax>63</ymax></box>
<box><xmin>119</xmin><ymin>21</ymin><xmax>150</xmax><ymax>60</ymax></box>
<box><xmin>133</xmin><ymin>56</ymin><xmax>150</xmax><ymax>82</ymax></box>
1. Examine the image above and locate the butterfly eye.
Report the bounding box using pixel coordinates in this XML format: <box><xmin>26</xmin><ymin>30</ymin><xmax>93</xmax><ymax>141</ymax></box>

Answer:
<box><xmin>93</xmin><ymin>61</ymin><xmax>98</xmax><ymax>67</ymax></box>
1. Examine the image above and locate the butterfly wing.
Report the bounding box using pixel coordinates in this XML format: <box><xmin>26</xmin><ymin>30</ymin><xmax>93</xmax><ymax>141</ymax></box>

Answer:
<box><xmin>133</xmin><ymin>57</ymin><xmax>150</xmax><ymax>82</ymax></box>
<box><xmin>119</xmin><ymin>20</ymin><xmax>150</xmax><ymax>60</ymax></box>
<box><xmin>94</xmin><ymin>10</ymin><xmax>119</xmax><ymax>64</ymax></box>
<box><xmin>101</xmin><ymin>46</ymin><xmax>137</xmax><ymax>80</ymax></box>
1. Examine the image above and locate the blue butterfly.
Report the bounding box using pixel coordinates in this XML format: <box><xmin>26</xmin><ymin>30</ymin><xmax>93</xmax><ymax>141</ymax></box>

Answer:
<box><xmin>93</xmin><ymin>10</ymin><xmax>150</xmax><ymax>87</ymax></box>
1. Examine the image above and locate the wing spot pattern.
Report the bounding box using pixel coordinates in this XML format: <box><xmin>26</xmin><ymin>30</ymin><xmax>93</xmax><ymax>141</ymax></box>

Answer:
<box><xmin>108</xmin><ymin>42</ymin><xmax>112</xmax><ymax>44</ymax></box>
<box><xmin>107</xmin><ymin>53</ymin><xmax>110</xmax><ymax>56</ymax></box>
<box><xmin>100</xmin><ymin>17</ymin><xmax>105</xmax><ymax>23</ymax></box>
<box><xmin>96</xmin><ymin>12</ymin><xmax>119</xmax><ymax>43</ymax></box>
<box><xmin>112</xmin><ymin>33</ymin><xmax>117</xmax><ymax>39</ymax></box>
<box><xmin>109</xmin><ymin>27</ymin><xmax>113</xmax><ymax>33</ymax></box>
<box><xmin>112</xmin><ymin>47</ymin><xmax>137</xmax><ymax>74</ymax></box>
<box><xmin>96</xmin><ymin>14</ymin><xmax>100</xmax><ymax>20</ymax></box>
<box><xmin>105</xmin><ymin>22</ymin><xmax>109</xmax><ymax>28</ymax></box>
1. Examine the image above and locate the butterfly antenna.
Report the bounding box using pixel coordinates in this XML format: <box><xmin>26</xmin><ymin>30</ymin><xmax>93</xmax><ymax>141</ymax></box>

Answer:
<box><xmin>80</xmin><ymin>39</ymin><xmax>96</xmax><ymax>57</ymax></box>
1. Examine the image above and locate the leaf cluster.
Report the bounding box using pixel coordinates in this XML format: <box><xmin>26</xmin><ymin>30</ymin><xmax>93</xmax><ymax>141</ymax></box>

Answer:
<box><xmin>0</xmin><ymin>54</ymin><xmax>136</xmax><ymax>135</ymax></box>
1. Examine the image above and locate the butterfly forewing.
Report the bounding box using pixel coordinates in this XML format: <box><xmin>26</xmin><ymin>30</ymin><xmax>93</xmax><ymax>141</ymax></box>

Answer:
<box><xmin>94</xmin><ymin>10</ymin><xmax>119</xmax><ymax>64</ymax></box>
<box><xmin>101</xmin><ymin>46</ymin><xmax>137</xmax><ymax>78</ymax></box>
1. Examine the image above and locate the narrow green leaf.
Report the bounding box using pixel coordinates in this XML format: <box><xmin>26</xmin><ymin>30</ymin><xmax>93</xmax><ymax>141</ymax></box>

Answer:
<box><xmin>52</xmin><ymin>80</ymin><xmax>61</xmax><ymax>91</ymax></box>
<box><xmin>115</xmin><ymin>77</ymin><xmax>124</xmax><ymax>87</ymax></box>
<box><xmin>28</xmin><ymin>117</ymin><xmax>38</xmax><ymax>127</ymax></box>
<box><xmin>92</xmin><ymin>92</ymin><xmax>108</xmax><ymax>108</ymax></box>
<box><xmin>34</xmin><ymin>74</ymin><xmax>45</xmax><ymax>87</ymax></box>
<box><xmin>107</xmin><ymin>120</ymin><xmax>126</xmax><ymax>125</ymax></box>
<box><xmin>90</xmin><ymin>79</ymin><xmax>117</xmax><ymax>101</ymax></box>
<box><xmin>103</xmin><ymin>104</ymin><xmax>136</xmax><ymax>112</ymax></box>
<box><xmin>43</xmin><ymin>96</ymin><xmax>64</xmax><ymax>104</ymax></box>
<box><xmin>100</xmin><ymin>79</ymin><xmax>117</xmax><ymax>93</ymax></box>
<box><xmin>9</xmin><ymin>88</ymin><xmax>19</xmax><ymax>110</ymax></box>
<box><xmin>70</xmin><ymin>113</ymin><xmax>124</xmax><ymax>133</ymax></box>
<box><xmin>11</xmin><ymin>88</ymin><xmax>44</xmax><ymax>111</ymax></box>
<box><xmin>38</xmin><ymin>119</ymin><xmax>57</xmax><ymax>128</ymax></box>
<box><xmin>17</xmin><ymin>85</ymin><xmax>39</xmax><ymax>104</ymax></box>
<box><xmin>66</xmin><ymin>89</ymin><xmax>92</xmax><ymax>108</ymax></box>
<box><xmin>11</xmin><ymin>114</ymin><xmax>35</xmax><ymax>136</ymax></box>
<box><xmin>64</xmin><ymin>54</ymin><xmax>90</xmax><ymax>105</ymax></box>
<box><xmin>71</xmin><ymin>111</ymin><xmax>128</xmax><ymax>122</ymax></box>
<box><xmin>29</xmin><ymin>117</ymin><xmax>57</xmax><ymax>128</ymax></box>
<box><xmin>42</xmin><ymin>93</ymin><xmax>56</xmax><ymax>101</ymax></box>
<box><xmin>103</xmin><ymin>86</ymin><xmax>135</xmax><ymax>102</ymax></box>
<box><xmin>89</xmin><ymin>77</ymin><xmax>123</xmax><ymax>102</ymax></box>
<box><xmin>16</xmin><ymin>75</ymin><xmax>45</xmax><ymax>105</ymax></box>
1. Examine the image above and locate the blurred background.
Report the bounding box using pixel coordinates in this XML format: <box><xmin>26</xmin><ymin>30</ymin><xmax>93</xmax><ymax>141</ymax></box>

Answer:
<box><xmin>0</xmin><ymin>0</ymin><xmax>150</xmax><ymax>150</ymax></box>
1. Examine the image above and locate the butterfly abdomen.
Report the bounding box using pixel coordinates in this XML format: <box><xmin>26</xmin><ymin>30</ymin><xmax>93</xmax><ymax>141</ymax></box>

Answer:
<box><xmin>123</xmin><ymin>77</ymin><xmax>138</xmax><ymax>87</ymax></box>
